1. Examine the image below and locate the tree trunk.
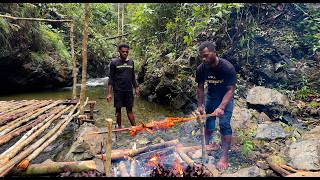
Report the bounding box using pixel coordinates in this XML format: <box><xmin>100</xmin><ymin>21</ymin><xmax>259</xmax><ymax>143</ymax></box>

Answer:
<box><xmin>17</xmin><ymin>159</ymin><xmax>96</xmax><ymax>175</ymax></box>
<box><xmin>70</xmin><ymin>22</ymin><xmax>77</xmax><ymax>99</ymax></box>
<box><xmin>79</xmin><ymin>3</ymin><xmax>89</xmax><ymax>115</ymax></box>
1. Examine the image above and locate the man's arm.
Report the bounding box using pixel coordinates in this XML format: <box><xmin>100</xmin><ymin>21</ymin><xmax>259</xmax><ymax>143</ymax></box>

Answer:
<box><xmin>107</xmin><ymin>62</ymin><xmax>115</xmax><ymax>102</ymax></box>
<box><xmin>212</xmin><ymin>85</ymin><xmax>235</xmax><ymax>116</ymax></box>
<box><xmin>132</xmin><ymin>61</ymin><xmax>140</xmax><ymax>96</ymax></box>
<box><xmin>197</xmin><ymin>82</ymin><xmax>205</xmax><ymax>114</ymax></box>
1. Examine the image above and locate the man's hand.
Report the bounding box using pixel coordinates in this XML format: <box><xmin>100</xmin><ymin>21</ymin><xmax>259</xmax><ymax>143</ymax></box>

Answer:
<box><xmin>135</xmin><ymin>87</ymin><xmax>140</xmax><ymax>97</ymax></box>
<box><xmin>212</xmin><ymin>107</ymin><xmax>224</xmax><ymax>117</ymax></box>
<box><xmin>197</xmin><ymin>105</ymin><xmax>205</xmax><ymax>115</ymax></box>
<box><xmin>106</xmin><ymin>94</ymin><xmax>112</xmax><ymax>103</ymax></box>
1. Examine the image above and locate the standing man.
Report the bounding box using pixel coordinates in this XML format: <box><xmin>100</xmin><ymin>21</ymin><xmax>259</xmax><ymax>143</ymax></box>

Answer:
<box><xmin>107</xmin><ymin>44</ymin><xmax>140</xmax><ymax>128</ymax></box>
<box><xmin>196</xmin><ymin>41</ymin><xmax>236</xmax><ymax>171</ymax></box>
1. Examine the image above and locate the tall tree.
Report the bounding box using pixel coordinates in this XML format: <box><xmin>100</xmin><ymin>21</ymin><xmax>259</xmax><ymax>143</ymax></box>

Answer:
<box><xmin>79</xmin><ymin>3</ymin><xmax>89</xmax><ymax>115</ymax></box>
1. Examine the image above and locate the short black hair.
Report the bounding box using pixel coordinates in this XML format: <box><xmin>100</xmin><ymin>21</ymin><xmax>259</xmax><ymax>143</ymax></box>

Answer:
<box><xmin>118</xmin><ymin>44</ymin><xmax>130</xmax><ymax>50</ymax></box>
<box><xmin>199</xmin><ymin>41</ymin><xmax>216</xmax><ymax>52</ymax></box>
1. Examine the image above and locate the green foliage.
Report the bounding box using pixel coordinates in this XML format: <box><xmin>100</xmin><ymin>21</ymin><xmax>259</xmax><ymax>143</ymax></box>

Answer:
<box><xmin>296</xmin><ymin>86</ymin><xmax>314</xmax><ymax>100</ymax></box>
<box><xmin>237</xmin><ymin>128</ymin><xmax>256</xmax><ymax>157</ymax></box>
<box><xmin>308</xmin><ymin>101</ymin><xmax>319</xmax><ymax>109</ymax></box>
<box><xmin>39</xmin><ymin>24</ymin><xmax>71</xmax><ymax>65</ymax></box>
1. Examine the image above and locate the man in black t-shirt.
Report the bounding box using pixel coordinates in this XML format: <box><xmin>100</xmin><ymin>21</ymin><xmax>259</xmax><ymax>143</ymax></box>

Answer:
<box><xmin>196</xmin><ymin>41</ymin><xmax>236</xmax><ymax>171</ymax></box>
<box><xmin>107</xmin><ymin>44</ymin><xmax>140</xmax><ymax>128</ymax></box>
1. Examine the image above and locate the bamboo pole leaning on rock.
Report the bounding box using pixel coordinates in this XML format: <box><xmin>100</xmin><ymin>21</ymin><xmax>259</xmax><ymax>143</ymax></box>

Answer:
<box><xmin>0</xmin><ymin>105</ymin><xmax>69</xmax><ymax>166</ymax></box>
<box><xmin>105</xmin><ymin>118</ymin><xmax>112</xmax><ymax>177</ymax></box>
<box><xmin>16</xmin><ymin>159</ymin><xmax>97</xmax><ymax>175</ymax></box>
<box><xmin>0</xmin><ymin>100</ymin><xmax>61</xmax><ymax>136</ymax></box>
<box><xmin>0</xmin><ymin>106</ymin><xmax>65</xmax><ymax>146</ymax></box>
<box><xmin>0</xmin><ymin>102</ymin><xmax>81</xmax><ymax>176</ymax></box>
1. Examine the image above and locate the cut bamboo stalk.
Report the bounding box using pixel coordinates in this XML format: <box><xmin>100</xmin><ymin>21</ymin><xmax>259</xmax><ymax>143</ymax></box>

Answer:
<box><xmin>196</xmin><ymin>113</ymin><xmax>207</xmax><ymax>163</ymax></box>
<box><xmin>118</xmin><ymin>161</ymin><xmax>129</xmax><ymax>177</ymax></box>
<box><xmin>0</xmin><ymin>101</ymin><xmax>50</xmax><ymax>127</ymax></box>
<box><xmin>0</xmin><ymin>100</ymin><xmax>61</xmax><ymax>135</ymax></box>
<box><xmin>0</xmin><ymin>100</ymin><xmax>46</xmax><ymax>125</ymax></box>
<box><xmin>0</xmin><ymin>106</ymin><xmax>65</xmax><ymax>146</ymax></box>
<box><xmin>127</xmin><ymin>139</ymin><xmax>179</xmax><ymax>157</ymax></box>
<box><xmin>177</xmin><ymin>150</ymin><xmax>194</xmax><ymax>167</ymax></box>
<box><xmin>105</xmin><ymin>118</ymin><xmax>112</xmax><ymax>177</ymax></box>
<box><xmin>129</xmin><ymin>158</ymin><xmax>136</xmax><ymax>177</ymax></box>
<box><xmin>96</xmin><ymin>139</ymin><xmax>179</xmax><ymax>161</ymax></box>
<box><xmin>0</xmin><ymin>102</ymin><xmax>81</xmax><ymax>176</ymax></box>
<box><xmin>0</xmin><ymin>105</ymin><xmax>69</xmax><ymax>165</ymax></box>
<box><xmin>18</xmin><ymin>159</ymin><xmax>96</xmax><ymax>175</ymax></box>
<box><xmin>0</xmin><ymin>100</ymin><xmax>37</xmax><ymax>118</ymax></box>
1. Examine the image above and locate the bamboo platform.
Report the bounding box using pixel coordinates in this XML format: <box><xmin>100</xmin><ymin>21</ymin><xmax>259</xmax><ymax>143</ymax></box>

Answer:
<box><xmin>0</xmin><ymin>98</ymin><xmax>91</xmax><ymax>176</ymax></box>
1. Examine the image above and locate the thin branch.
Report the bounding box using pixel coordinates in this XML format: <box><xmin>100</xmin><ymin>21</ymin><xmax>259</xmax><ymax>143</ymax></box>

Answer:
<box><xmin>0</xmin><ymin>14</ymin><xmax>72</xmax><ymax>23</ymax></box>
<box><xmin>104</xmin><ymin>33</ymin><xmax>129</xmax><ymax>41</ymax></box>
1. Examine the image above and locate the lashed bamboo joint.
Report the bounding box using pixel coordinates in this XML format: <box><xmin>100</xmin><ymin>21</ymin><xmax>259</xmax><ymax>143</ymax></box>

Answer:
<box><xmin>0</xmin><ymin>98</ymin><xmax>93</xmax><ymax>177</ymax></box>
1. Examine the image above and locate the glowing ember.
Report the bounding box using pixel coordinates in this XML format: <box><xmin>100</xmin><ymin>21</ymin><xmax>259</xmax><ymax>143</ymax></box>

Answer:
<box><xmin>172</xmin><ymin>158</ymin><xmax>183</xmax><ymax>177</ymax></box>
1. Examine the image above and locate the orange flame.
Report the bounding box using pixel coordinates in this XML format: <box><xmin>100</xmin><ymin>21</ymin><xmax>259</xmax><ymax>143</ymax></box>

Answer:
<box><xmin>173</xmin><ymin>158</ymin><xmax>183</xmax><ymax>177</ymax></box>
<box><xmin>146</xmin><ymin>153</ymin><xmax>161</xmax><ymax>167</ymax></box>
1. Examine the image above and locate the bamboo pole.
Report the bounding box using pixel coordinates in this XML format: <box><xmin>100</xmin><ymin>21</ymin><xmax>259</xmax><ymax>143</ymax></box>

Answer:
<box><xmin>0</xmin><ymin>14</ymin><xmax>72</xmax><ymax>22</ymax></box>
<box><xmin>196</xmin><ymin>113</ymin><xmax>207</xmax><ymax>163</ymax></box>
<box><xmin>177</xmin><ymin>150</ymin><xmax>194</xmax><ymax>167</ymax></box>
<box><xmin>0</xmin><ymin>100</ymin><xmax>45</xmax><ymax>125</ymax></box>
<box><xmin>0</xmin><ymin>106</ymin><xmax>65</xmax><ymax>146</ymax></box>
<box><xmin>0</xmin><ymin>102</ymin><xmax>81</xmax><ymax>176</ymax></box>
<box><xmin>105</xmin><ymin>118</ymin><xmax>112</xmax><ymax>177</ymax></box>
<box><xmin>0</xmin><ymin>100</ymin><xmax>61</xmax><ymax>136</ymax></box>
<box><xmin>18</xmin><ymin>159</ymin><xmax>96</xmax><ymax>175</ymax></box>
<box><xmin>79</xmin><ymin>3</ymin><xmax>89</xmax><ymax>115</ymax></box>
<box><xmin>0</xmin><ymin>100</ymin><xmax>37</xmax><ymax>117</ymax></box>
<box><xmin>70</xmin><ymin>22</ymin><xmax>77</xmax><ymax>99</ymax></box>
<box><xmin>0</xmin><ymin>105</ymin><xmax>70</xmax><ymax>165</ymax></box>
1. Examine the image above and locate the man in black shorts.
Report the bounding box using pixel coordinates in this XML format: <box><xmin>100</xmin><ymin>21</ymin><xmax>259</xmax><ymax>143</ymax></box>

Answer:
<box><xmin>107</xmin><ymin>44</ymin><xmax>140</xmax><ymax>128</ymax></box>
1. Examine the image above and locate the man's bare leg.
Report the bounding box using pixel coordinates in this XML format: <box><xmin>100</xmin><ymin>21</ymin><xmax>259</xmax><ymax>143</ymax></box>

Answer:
<box><xmin>116</xmin><ymin>108</ymin><xmax>122</xmax><ymax>128</ymax></box>
<box><xmin>217</xmin><ymin>135</ymin><xmax>231</xmax><ymax>171</ymax></box>
<box><xmin>126</xmin><ymin>107</ymin><xmax>136</xmax><ymax>126</ymax></box>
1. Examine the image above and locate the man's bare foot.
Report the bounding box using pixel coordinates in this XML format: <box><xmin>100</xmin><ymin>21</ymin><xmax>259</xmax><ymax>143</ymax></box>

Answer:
<box><xmin>216</xmin><ymin>156</ymin><xmax>228</xmax><ymax>171</ymax></box>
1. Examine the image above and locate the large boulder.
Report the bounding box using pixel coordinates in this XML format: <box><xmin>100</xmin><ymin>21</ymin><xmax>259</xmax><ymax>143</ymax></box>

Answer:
<box><xmin>65</xmin><ymin>123</ymin><xmax>104</xmax><ymax>161</ymax></box>
<box><xmin>246</xmin><ymin>86</ymin><xmax>289</xmax><ymax>107</ymax></box>
<box><xmin>255</xmin><ymin>123</ymin><xmax>289</xmax><ymax>140</ymax></box>
<box><xmin>288</xmin><ymin>139</ymin><xmax>320</xmax><ymax>171</ymax></box>
<box><xmin>222</xmin><ymin>166</ymin><xmax>266</xmax><ymax>177</ymax></box>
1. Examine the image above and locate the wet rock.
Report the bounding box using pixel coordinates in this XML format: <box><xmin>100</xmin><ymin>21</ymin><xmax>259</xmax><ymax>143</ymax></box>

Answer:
<box><xmin>65</xmin><ymin>123</ymin><xmax>104</xmax><ymax>161</ymax></box>
<box><xmin>255</xmin><ymin>123</ymin><xmax>289</xmax><ymax>140</ymax></box>
<box><xmin>288</xmin><ymin>139</ymin><xmax>320</xmax><ymax>170</ymax></box>
<box><xmin>246</xmin><ymin>86</ymin><xmax>290</xmax><ymax>107</ymax></box>
<box><xmin>223</xmin><ymin>166</ymin><xmax>266</xmax><ymax>177</ymax></box>
<box><xmin>256</xmin><ymin>160</ymin><xmax>269</xmax><ymax>170</ymax></box>
<box><xmin>257</xmin><ymin>112</ymin><xmax>271</xmax><ymax>123</ymax></box>
<box><xmin>302</xmin><ymin>125</ymin><xmax>320</xmax><ymax>140</ymax></box>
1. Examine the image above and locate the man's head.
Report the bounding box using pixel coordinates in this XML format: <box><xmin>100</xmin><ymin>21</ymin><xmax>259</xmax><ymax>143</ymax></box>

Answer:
<box><xmin>198</xmin><ymin>41</ymin><xmax>217</xmax><ymax>66</ymax></box>
<box><xmin>118</xmin><ymin>44</ymin><xmax>130</xmax><ymax>60</ymax></box>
